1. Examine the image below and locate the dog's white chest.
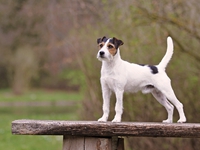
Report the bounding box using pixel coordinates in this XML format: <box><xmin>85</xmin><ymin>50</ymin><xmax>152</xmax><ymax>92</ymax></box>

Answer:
<box><xmin>100</xmin><ymin>70</ymin><xmax>124</xmax><ymax>92</ymax></box>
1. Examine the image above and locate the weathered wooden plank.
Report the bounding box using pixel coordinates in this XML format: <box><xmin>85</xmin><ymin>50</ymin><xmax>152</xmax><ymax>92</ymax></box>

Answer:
<box><xmin>12</xmin><ymin>120</ymin><xmax>200</xmax><ymax>138</ymax></box>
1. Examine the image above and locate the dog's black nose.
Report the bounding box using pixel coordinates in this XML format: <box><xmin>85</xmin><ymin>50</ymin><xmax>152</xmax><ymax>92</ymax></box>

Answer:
<box><xmin>99</xmin><ymin>51</ymin><xmax>105</xmax><ymax>56</ymax></box>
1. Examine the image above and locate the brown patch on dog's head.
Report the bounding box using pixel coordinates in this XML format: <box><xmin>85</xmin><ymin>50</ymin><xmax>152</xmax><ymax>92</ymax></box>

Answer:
<box><xmin>107</xmin><ymin>43</ymin><xmax>116</xmax><ymax>56</ymax></box>
<box><xmin>107</xmin><ymin>37</ymin><xmax>124</xmax><ymax>56</ymax></box>
<box><xmin>98</xmin><ymin>42</ymin><xmax>105</xmax><ymax>49</ymax></box>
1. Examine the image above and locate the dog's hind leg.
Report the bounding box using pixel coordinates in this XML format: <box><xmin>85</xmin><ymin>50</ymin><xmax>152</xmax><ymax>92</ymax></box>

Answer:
<box><xmin>98</xmin><ymin>85</ymin><xmax>112</xmax><ymax>122</ymax></box>
<box><xmin>162</xmin><ymin>87</ymin><xmax>186</xmax><ymax>123</ymax></box>
<box><xmin>112</xmin><ymin>89</ymin><xmax>124</xmax><ymax>122</ymax></box>
<box><xmin>152</xmin><ymin>89</ymin><xmax>174</xmax><ymax>123</ymax></box>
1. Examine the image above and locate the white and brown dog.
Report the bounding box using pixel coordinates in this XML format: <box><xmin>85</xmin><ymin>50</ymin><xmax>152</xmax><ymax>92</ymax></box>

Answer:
<box><xmin>97</xmin><ymin>36</ymin><xmax>186</xmax><ymax>123</ymax></box>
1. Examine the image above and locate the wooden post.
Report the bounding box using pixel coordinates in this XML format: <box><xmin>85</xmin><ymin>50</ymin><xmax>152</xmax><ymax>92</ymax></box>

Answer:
<box><xmin>12</xmin><ymin>120</ymin><xmax>200</xmax><ymax>150</ymax></box>
<box><xmin>63</xmin><ymin>136</ymin><xmax>112</xmax><ymax>150</ymax></box>
<box><xmin>62</xmin><ymin>136</ymin><xmax>124</xmax><ymax>150</ymax></box>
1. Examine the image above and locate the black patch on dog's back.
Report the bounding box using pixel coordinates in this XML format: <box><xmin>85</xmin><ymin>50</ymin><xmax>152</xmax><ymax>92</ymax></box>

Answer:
<box><xmin>138</xmin><ymin>64</ymin><xmax>158</xmax><ymax>74</ymax></box>
<box><xmin>148</xmin><ymin>65</ymin><xmax>158</xmax><ymax>74</ymax></box>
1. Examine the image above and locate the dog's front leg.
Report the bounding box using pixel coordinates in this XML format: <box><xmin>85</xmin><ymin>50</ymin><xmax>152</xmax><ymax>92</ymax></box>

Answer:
<box><xmin>98</xmin><ymin>84</ymin><xmax>112</xmax><ymax>122</ymax></box>
<box><xmin>112</xmin><ymin>90</ymin><xmax>124</xmax><ymax>122</ymax></box>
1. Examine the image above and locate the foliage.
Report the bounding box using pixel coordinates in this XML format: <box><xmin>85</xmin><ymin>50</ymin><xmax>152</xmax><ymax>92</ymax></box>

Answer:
<box><xmin>0</xmin><ymin>0</ymin><xmax>46</xmax><ymax>93</ymax></box>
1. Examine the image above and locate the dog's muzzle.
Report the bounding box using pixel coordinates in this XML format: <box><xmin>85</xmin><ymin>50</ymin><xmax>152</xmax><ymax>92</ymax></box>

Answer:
<box><xmin>97</xmin><ymin>51</ymin><xmax>105</xmax><ymax>61</ymax></box>
<box><xmin>99</xmin><ymin>51</ymin><xmax>105</xmax><ymax>58</ymax></box>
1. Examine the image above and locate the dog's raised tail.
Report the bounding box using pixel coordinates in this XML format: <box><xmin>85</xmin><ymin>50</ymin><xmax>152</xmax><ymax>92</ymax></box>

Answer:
<box><xmin>158</xmin><ymin>36</ymin><xmax>174</xmax><ymax>70</ymax></box>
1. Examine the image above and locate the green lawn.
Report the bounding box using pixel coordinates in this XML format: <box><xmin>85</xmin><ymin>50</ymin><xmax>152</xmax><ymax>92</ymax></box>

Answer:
<box><xmin>0</xmin><ymin>89</ymin><xmax>82</xmax><ymax>102</ymax></box>
<box><xmin>1</xmin><ymin>114</ymin><xmax>68</xmax><ymax>150</ymax></box>
<box><xmin>0</xmin><ymin>89</ymin><xmax>83</xmax><ymax>150</ymax></box>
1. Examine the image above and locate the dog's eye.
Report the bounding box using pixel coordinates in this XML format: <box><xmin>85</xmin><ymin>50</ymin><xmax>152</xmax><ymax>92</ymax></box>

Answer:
<box><xmin>108</xmin><ymin>45</ymin><xmax>114</xmax><ymax>49</ymax></box>
<box><xmin>99</xmin><ymin>44</ymin><xmax>104</xmax><ymax>48</ymax></box>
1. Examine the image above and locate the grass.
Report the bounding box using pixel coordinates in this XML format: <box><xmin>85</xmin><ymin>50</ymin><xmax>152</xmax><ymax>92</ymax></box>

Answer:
<box><xmin>1</xmin><ymin>114</ymin><xmax>68</xmax><ymax>150</ymax></box>
<box><xmin>0</xmin><ymin>88</ymin><xmax>82</xmax><ymax>102</ymax></box>
<box><xmin>0</xmin><ymin>88</ymin><xmax>83</xmax><ymax>150</ymax></box>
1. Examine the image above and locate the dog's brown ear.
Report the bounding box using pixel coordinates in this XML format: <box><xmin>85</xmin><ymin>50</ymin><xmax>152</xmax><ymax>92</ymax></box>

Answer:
<box><xmin>113</xmin><ymin>37</ymin><xmax>124</xmax><ymax>49</ymax></box>
<box><xmin>97</xmin><ymin>36</ymin><xmax>107</xmax><ymax>44</ymax></box>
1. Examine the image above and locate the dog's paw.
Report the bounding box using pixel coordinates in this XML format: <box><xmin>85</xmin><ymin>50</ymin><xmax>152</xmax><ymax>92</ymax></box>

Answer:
<box><xmin>177</xmin><ymin>117</ymin><xmax>186</xmax><ymax>123</ymax></box>
<box><xmin>112</xmin><ymin>117</ymin><xmax>121</xmax><ymax>123</ymax></box>
<box><xmin>98</xmin><ymin>117</ymin><xmax>107</xmax><ymax>122</ymax></box>
<box><xmin>162</xmin><ymin>119</ymin><xmax>172</xmax><ymax>123</ymax></box>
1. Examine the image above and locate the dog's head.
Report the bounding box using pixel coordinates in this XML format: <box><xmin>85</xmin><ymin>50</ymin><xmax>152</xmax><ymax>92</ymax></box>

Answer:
<box><xmin>97</xmin><ymin>36</ymin><xmax>124</xmax><ymax>61</ymax></box>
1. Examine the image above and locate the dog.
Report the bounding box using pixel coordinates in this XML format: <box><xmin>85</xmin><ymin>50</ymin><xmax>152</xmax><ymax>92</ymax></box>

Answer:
<box><xmin>96</xmin><ymin>36</ymin><xmax>186</xmax><ymax>123</ymax></box>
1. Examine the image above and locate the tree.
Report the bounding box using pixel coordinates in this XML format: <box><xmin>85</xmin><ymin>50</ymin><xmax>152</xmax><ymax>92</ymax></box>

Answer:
<box><xmin>0</xmin><ymin>0</ymin><xmax>46</xmax><ymax>93</ymax></box>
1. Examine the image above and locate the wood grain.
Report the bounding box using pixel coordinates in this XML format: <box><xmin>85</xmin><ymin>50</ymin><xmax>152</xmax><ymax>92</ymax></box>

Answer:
<box><xmin>12</xmin><ymin>120</ymin><xmax>200</xmax><ymax>138</ymax></box>
<box><xmin>63</xmin><ymin>136</ymin><xmax>118</xmax><ymax>150</ymax></box>
<box><xmin>63</xmin><ymin>136</ymin><xmax>84</xmax><ymax>150</ymax></box>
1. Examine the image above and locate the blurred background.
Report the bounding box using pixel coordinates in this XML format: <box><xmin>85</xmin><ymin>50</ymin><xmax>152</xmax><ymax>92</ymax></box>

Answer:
<box><xmin>1</xmin><ymin>0</ymin><xmax>200</xmax><ymax>149</ymax></box>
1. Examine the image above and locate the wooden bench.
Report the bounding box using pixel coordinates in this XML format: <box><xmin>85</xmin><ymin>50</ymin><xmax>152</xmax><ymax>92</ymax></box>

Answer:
<box><xmin>12</xmin><ymin>120</ymin><xmax>200</xmax><ymax>150</ymax></box>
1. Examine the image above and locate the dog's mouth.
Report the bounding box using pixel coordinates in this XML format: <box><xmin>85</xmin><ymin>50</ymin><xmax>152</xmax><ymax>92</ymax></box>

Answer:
<box><xmin>97</xmin><ymin>53</ymin><xmax>114</xmax><ymax>62</ymax></box>
<box><xmin>99</xmin><ymin>55</ymin><xmax>105</xmax><ymax>58</ymax></box>
<box><xmin>97</xmin><ymin>55</ymin><xmax>104</xmax><ymax>61</ymax></box>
